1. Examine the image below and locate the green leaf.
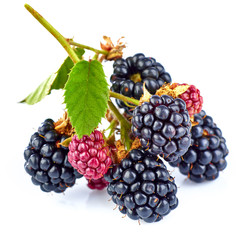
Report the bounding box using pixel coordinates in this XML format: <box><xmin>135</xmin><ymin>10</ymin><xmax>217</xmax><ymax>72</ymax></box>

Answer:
<box><xmin>20</xmin><ymin>48</ymin><xmax>85</xmax><ymax>105</ymax></box>
<box><xmin>64</xmin><ymin>60</ymin><xmax>109</xmax><ymax>138</ymax></box>
<box><xmin>51</xmin><ymin>48</ymin><xmax>85</xmax><ymax>90</ymax></box>
<box><xmin>19</xmin><ymin>73</ymin><xmax>57</xmax><ymax>105</ymax></box>
<box><xmin>50</xmin><ymin>57</ymin><xmax>74</xmax><ymax>90</ymax></box>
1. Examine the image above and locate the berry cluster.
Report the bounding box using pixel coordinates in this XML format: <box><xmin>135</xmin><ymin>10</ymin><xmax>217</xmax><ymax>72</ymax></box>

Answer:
<box><xmin>132</xmin><ymin>95</ymin><xmax>191</xmax><ymax>162</ymax></box>
<box><xmin>169</xmin><ymin>110</ymin><xmax>228</xmax><ymax>182</ymax></box>
<box><xmin>110</xmin><ymin>53</ymin><xmax>172</xmax><ymax>114</ymax></box>
<box><xmin>22</xmin><ymin>5</ymin><xmax>230</xmax><ymax>225</ymax></box>
<box><xmin>105</xmin><ymin>149</ymin><xmax>178</xmax><ymax>223</ymax></box>
<box><xmin>24</xmin><ymin>119</ymin><xmax>83</xmax><ymax>193</ymax></box>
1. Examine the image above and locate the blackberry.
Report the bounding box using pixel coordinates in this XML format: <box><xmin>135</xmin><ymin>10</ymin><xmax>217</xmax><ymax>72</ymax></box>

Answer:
<box><xmin>110</xmin><ymin>53</ymin><xmax>172</xmax><ymax>114</ymax></box>
<box><xmin>104</xmin><ymin>149</ymin><xmax>178</xmax><ymax>223</ymax></box>
<box><xmin>131</xmin><ymin>95</ymin><xmax>191</xmax><ymax>162</ymax></box>
<box><xmin>24</xmin><ymin>119</ymin><xmax>83</xmax><ymax>193</ymax></box>
<box><xmin>169</xmin><ymin>110</ymin><xmax>228</xmax><ymax>182</ymax></box>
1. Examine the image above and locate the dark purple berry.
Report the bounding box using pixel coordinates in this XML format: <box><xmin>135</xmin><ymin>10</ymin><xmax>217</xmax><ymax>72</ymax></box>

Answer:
<box><xmin>105</xmin><ymin>149</ymin><xmax>178</xmax><ymax>223</ymax></box>
<box><xmin>169</xmin><ymin>110</ymin><xmax>228</xmax><ymax>182</ymax></box>
<box><xmin>110</xmin><ymin>53</ymin><xmax>172</xmax><ymax>114</ymax></box>
<box><xmin>132</xmin><ymin>95</ymin><xmax>191</xmax><ymax>162</ymax></box>
<box><xmin>24</xmin><ymin>118</ymin><xmax>83</xmax><ymax>193</ymax></box>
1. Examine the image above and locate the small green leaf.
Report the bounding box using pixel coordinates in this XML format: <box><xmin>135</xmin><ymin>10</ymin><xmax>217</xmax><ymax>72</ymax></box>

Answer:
<box><xmin>51</xmin><ymin>48</ymin><xmax>85</xmax><ymax>90</ymax></box>
<box><xmin>51</xmin><ymin>57</ymin><xmax>74</xmax><ymax>90</ymax></box>
<box><xmin>64</xmin><ymin>60</ymin><xmax>109</xmax><ymax>138</ymax></box>
<box><xmin>20</xmin><ymin>48</ymin><xmax>85</xmax><ymax>105</ymax></box>
<box><xmin>20</xmin><ymin>73</ymin><xmax>57</xmax><ymax>105</ymax></box>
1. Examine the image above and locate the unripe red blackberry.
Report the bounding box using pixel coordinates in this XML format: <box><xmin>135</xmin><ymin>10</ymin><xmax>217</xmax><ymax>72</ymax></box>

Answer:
<box><xmin>24</xmin><ymin>118</ymin><xmax>83</xmax><ymax>193</ymax></box>
<box><xmin>68</xmin><ymin>130</ymin><xmax>112</xmax><ymax>180</ymax></box>
<box><xmin>87</xmin><ymin>177</ymin><xmax>109</xmax><ymax>190</ymax></box>
<box><xmin>170</xmin><ymin>83</ymin><xmax>203</xmax><ymax>117</ymax></box>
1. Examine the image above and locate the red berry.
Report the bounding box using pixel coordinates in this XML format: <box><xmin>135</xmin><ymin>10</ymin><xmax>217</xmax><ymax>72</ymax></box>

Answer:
<box><xmin>87</xmin><ymin>177</ymin><xmax>109</xmax><ymax>190</ymax></box>
<box><xmin>68</xmin><ymin>130</ymin><xmax>112</xmax><ymax>180</ymax></box>
<box><xmin>172</xmin><ymin>83</ymin><xmax>203</xmax><ymax>117</ymax></box>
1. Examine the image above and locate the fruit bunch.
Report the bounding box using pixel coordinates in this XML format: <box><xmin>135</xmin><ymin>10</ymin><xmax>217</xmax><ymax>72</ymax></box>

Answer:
<box><xmin>21</xmin><ymin>4</ymin><xmax>229</xmax><ymax>224</ymax></box>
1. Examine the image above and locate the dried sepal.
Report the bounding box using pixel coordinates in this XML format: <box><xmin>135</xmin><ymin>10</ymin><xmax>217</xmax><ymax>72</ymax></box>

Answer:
<box><xmin>203</xmin><ymin>129</ymin><xmax>210</xmax><ymax>136</ymax></box>
<box><xmin>130</xmin><ymin>138</ymin><xmax>142</xmax><ymax>150</ymax></box>
<box><xmin>155</xmin><ymin>83</ymin><xmax>190</xmax><ymax>99</ymax></box>
<box><xmin>100</xmin><ymin>36</ymin><xmax>126</xmax><ymax>61</ymax></box>
<box><xmin>100</xmin><ymin>36</ymin><xmax>114</xmax><ymax>51</ymax></box>
<box><xmin>115</xmin><ymin>138</ymin><xmax>142</xmax><ymax>163</ymax></box>
<box><xmin>139</xmin><ymin>83</ymin><xmax>190</xmax><ymax>106</ymax></box>
<box><xmin>190</xmin><ymin>115</ymin><xmax>199</xmax><ymax>126</ymax></box>
<box><xmin>106</xmin><ymin>108</ymin><xmax>114</xmax><ymax>122</ymax></box>
<box><xmin>54</xmin><ymin>112</ymin><xmax>74</xmax><ymax>136</ymax></box>
<box><xmin>139</xmin><ymin>83</ymin><xmax>152</xmax><ymax>105</ymax></box>
<box><xmin>115</xmin><ymin>140</ymin><xmax>128</xmax><ymax>164</ymax></box>
<box><xmin>58</xmin><ymin>136</ymin><xmax>73</xmax><ymax>148</ymax></box>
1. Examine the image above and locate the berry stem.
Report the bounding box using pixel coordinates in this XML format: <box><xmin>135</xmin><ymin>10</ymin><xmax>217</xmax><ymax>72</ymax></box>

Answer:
<box><xmin>108</xmin><ymin>100</ymin><xmax>126</xmax><ymax>123</ymax></box>
<box><xmin>106</xmin><ymin>119</ymin><xmax>118</xmax><ymax>138</ymax></box>
<box><xmin>109</xmin><ymin>91</ymin><xmax>140</xmax><ymax>106</ymax></box>
<box><xmin>108</xmin><ymin>100</ymin><xmax>132</xmax><ymax>150</ymax></box>
<box><xmin>69</xmin><ymin>40</ymin><xmax>109</xmax><ymax>56</ymax></box>
<box><xmin>92</xmin><ymin>53</ymin><xmax>99</xmax><ymax>61</ymax></box>
<box><xmin>24</xmin><ymin>4</ymin><xmax>80</xmax><ymax>64</ymax></box>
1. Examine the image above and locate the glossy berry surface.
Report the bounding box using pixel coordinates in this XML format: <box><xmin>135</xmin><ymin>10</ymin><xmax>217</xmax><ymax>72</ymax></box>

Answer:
<box><xmin>169</xmin><ymin>110</ymin><xmax>228</xmax><ymax>182</ymax></box>
<box><xmin>171</xmin><ymin>83</ymin><xmax>203</xmax><ymax>117</ymax></box>
<box><xmin>110</xmin><ymin>53</ymin><xmax>172</xmax><ymax>114</ymax></box>
<box><xmin>24</xmin><ymin>119</ymin><xmax>83</xmax><ymax>193</ymax></box>
<box><xmin>87</xmin><ymin>177</ymin><xmax>109</xmax><ymax>190</ymax></box>
<box><xmin>132</xmin><ymin>95</ymin><xmax>191</xmax><ymax>162</ymax></box>
<box><xmin>68</xmin><ymin>130</ymin><xmax>112</xmax><ymax>180</ymax></box>
<box><xmin>104</xmin><ymin>149</ymin><xmax>178</xmax><ymax>223</ymax></box>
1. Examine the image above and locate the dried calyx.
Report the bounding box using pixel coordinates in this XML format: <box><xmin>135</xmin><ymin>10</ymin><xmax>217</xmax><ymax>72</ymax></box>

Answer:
<box><xmin>139</xmin><ymin>83</ymin><xmax>190</xmax><ymax>104</ymax></box>
<box><xmin>54</xmin><ymin>112</ymin><xmax>74</xmax><ymax>136</ymax></box>
<box><xmin>54</xmin><ymin>112</ymin><xmax>74</xmax><ymax>148</ymax></box>
<box><xmin>115</xmin><ymin>138</ymin><xmax>142</xmax><ymax>163</ymax></box>
<box><xmin>139</xmin><ymin>83</ymin><xmax>203</xmax><ymax>125</ymax></box>
<box><xmin>100</xmin><ymin>36</ymin><xmax>126</xmax><ymax>61</ymax></box>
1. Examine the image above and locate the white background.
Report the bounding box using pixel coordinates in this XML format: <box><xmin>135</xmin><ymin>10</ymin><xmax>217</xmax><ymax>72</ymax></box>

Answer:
<box><xmin>1</xmin><ymin>0</ymin><xmax>238</xmax><ymax>239</ymax></box>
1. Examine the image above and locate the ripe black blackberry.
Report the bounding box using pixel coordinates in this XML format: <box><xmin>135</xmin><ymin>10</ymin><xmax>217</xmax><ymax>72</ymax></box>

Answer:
<box><xmin>169</xmin><ymin>110</ymin><xmax>228</xmax><ymax>183</ymax></box>
<box><xmin>110</xmin><ymin>53</ymin><xmax>172</xmax><ymax>114</ymax></box>
<box><xmin>131</xmin><ymin>95</ymin><xmax>191</xmax><ymax>162</ymax></box>
<box><xmin>104</xmin><ymin>149</ymin><xmax>178</xmax><ymax>223</ymax></box>
<box><xmin>24</xmin><ymin>118</ymin><xmax>83</xmax><ymax>193</ymax></box>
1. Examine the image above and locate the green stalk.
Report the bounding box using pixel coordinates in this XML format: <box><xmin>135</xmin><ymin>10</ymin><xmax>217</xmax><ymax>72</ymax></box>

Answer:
<box><xmin>69</xmin><ymin>40</ymin><xmax>109</xmax><ymax>56</ymax></box>
<box><xmin>108</xmin><ymin>100</ymin><xmax>132</xmax><ymax>150</ymax></box>
<box><xmin>106</xmin><ymin>119</ymin><xmax>118</xmax><ymax>138</ymax></box>
<box><xmin>92</xmin><ymin>53</ymin><xmax>99</xmax><ymax>60</ymax></box>
<box><xmin>24</xmin><ymin>4</ymin><xmax>80</xmax><ymax>64</ymax></box>
<box><xmin>108</xmin><ymin>101</ymin><xmax>126</xmax><ymax>123</ymax></box>
<box><xmin>109</xmin><ymin>91</ymin><xmax>140</xmax><ymax>106</ymax></box>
